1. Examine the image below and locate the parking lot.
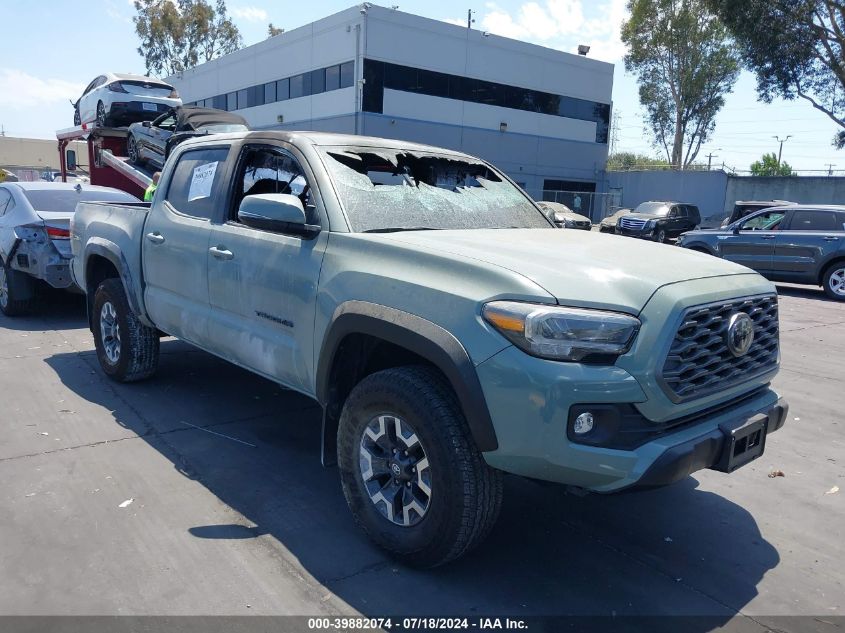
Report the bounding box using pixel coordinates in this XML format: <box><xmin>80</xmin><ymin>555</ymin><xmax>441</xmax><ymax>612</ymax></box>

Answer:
<box><xmin>0</xmin><ymin>286</ymin><xmax>842</xmax><ymax>628</ymax></box>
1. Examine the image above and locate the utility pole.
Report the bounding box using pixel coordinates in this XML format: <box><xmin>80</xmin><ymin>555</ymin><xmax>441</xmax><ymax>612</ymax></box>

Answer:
<box><xmin>827</xmin><ymin>163</ymin><xmax>836</xmax><ymax>176</ymax></box>
<box><xmin>706</xmin><ymin>149</ymin><xmax>721</xmax><ymax>170</ymax></box>
<box><xmin>773</xmin><ymin>135</ymin><xmax>792</xmax><ymax>165</ymax></box>
<box><xmin>466</xmin><ymin>8</ymin><xmax>475</xmax><ymax>28</ymax></box>
<box><xmin>609</xmin><ymin>109</ymin><xmax>621</xmax><ymax>156</ymax></box>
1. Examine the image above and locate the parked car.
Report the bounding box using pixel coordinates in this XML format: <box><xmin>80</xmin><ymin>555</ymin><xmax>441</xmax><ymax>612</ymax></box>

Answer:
<box><xmin>127</xmin><ymin>106</ymin><xmax>250</xmax><ymax>170</ymax></box>
<box><xmin>599</xmin><ymin>207</ymin><xmax>631</xmax><ymax>233</ymax></box>
<box><xmin>73</xmin><ymin>73</ymin><xmax>182</xmax><ymax>128</ymax></box>
<box><xmin>720</xmin><ymin>200</ymin><xmax>796</xmax><ymax>228</ymax></box>
<box><xmin>0</xmin><ymin>182</ymin><xmax>138</xmax><ymax>315</ymax></box>
<box><xmin>616</xmin><ymin>201</ymin><xmax>701</xmax><ymax>242</ymax></box>
<box><xmin>536</xmin><ymin>201</ymin><xmax>592</xmax><ymax>229</ymax></box>
<box><xmin>71</xmin><ymin>131</ymin><xmax>787</xmax><ymax>567</ymax></box>
<box><xmin>678</xmin><ymin>204</ymin><xmax>845</xmax><ymax>300</ymax></box>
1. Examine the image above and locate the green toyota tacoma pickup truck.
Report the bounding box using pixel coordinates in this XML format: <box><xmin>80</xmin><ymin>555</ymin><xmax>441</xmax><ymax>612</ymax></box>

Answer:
<box><xmin>70</xmin><ymin>131</ymin><xmax>788</xmax><ymax>567</ymax></box>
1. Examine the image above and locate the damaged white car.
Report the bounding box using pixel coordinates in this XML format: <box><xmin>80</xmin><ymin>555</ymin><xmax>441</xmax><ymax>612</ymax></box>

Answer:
<box><xmin>0</xmin><ymin>182</ymin><xmax>138</xmax><ymax>316</ymax></box>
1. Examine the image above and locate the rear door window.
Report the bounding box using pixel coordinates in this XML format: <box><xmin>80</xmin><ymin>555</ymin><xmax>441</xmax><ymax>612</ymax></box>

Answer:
<box><xmin>787</xmin><ymin>210</ymin><xmax>839</xmax><ymax>231</ymax></box>
<box><xmin>165</xmin><ymin>148</ymin><xmax>230</xmax><ymax>220</ymax></box>
<box><xmin>0</xmin><ymin>189</ymin><xmax>11</xmax><ymax>216</ymax></box>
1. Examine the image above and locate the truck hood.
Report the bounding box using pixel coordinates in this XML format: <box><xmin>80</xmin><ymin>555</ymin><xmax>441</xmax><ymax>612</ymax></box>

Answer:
<box><xmin>378</xmin><ymin>229</ymin><xmax>757</xmax><ymax>314</ymax></box>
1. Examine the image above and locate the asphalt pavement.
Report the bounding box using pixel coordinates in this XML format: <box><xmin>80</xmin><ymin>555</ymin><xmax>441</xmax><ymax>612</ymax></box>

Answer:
<box><xmin>0</xmin><ymin>284</ymin><xmax>842</xmax><ymax>629</ymax></box>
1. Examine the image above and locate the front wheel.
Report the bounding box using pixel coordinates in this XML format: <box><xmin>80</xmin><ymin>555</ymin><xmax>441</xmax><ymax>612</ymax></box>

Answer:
<box><xmin>654</xmin><ymin>228</ymin><xmax>667</xmax><ymax>243</ymax></box>
<box><xmin>338</xmin><ymin>366</ymin><xmax>502</xmax><ymax>568</ymax></box>
<box><xmin>127</xmin><ymin>135</ymin><xmax>141</xmax><ymax>165</ymax></box>
<box><xmin>823</xmin><ymin>263</ymin><xmax>845</xmax><ymax>301</ymax></box>
<box><xmin>92</xmin><ymin>278</ymin><xmax>159</xmax><ymax>381</ymax></box>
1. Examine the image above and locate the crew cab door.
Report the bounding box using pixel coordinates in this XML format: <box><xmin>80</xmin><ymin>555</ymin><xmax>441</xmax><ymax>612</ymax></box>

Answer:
<box><xmin>206</xmin><ymin>143</ymin><xmax>328</xmax><ymax>395</ymax></box>
<box><xmin>773</xmin><ymin>209</ymin><xmax>844</xmax><ymax>281</ymax></box>
<box><xmin>142</xmin><ymin>146</ymin><xmax>231</xmax><ymax>346</ymax></box>
<box><xmin>719</xmin><ymin>209</ymin><xmax>786</xmax><ymax>273</ymax></box>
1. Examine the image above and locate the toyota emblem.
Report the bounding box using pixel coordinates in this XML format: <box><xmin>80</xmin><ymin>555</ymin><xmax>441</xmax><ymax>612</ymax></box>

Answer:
<box><xmin>726</xmin><ymin>312</ymin><xmax>755</xmax><ymax>357</ymax></box>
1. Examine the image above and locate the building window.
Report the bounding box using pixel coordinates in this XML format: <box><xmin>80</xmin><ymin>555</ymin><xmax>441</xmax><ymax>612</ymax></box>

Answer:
<box><xmin>226</xmin><ymin>91</ymin><xmax>237</xmax><ymax>111</ymax></box>
<box><xmin>362</xmin><ymin>58</ymin><xmax>611</xmax><ymax>144</ymax></box>
<box><xmin>212</xmin><ymin>94</ymin><xmax>226</xmax><ymax>110</ymax></box>
<box><xmin>237</xmin><ymin>88</ymin><xmax>248</xmax><ymax>109</ymax></box>
<box><xmin>276</xmin><ymin>78</ymin><xmax>290</xmax><ymax>101</ymax></box>
<box><xmin>247</xmin><ymin>85</ymin><xmax>264</xmax><ymax>108</ymax></box>
<box><xmin>311</xmin><ymin>68</ymin><xmax>326</xmax><ymax>95</ymax></box>
<box><xmin>289</xmin><ymin>73</ymin><xmax>306</xmax><ymax>98</ymax></box>
<box><xmin>325</xmin><ymin>65</ymin><xmax>340</xmax><ymax>91</ymax></box>
<box><xmin>264</xmin><ymin>81</ymin><xmax>276</xmax><ymax>103</ymax></box>
<box><xmin>340</xmin><ymin>61</ymin><xmax>354</xmax><ymax>88</ymax></box>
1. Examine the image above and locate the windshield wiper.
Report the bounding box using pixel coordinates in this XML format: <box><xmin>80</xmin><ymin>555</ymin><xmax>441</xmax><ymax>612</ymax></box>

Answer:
<box><xmin>362</xmin><ymin>226</ymin><xmax>442</xmax><ymax>233</ymax></box>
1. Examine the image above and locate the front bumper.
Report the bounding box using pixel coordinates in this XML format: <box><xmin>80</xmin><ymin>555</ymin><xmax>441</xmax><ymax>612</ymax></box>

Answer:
<box><xmin>616</xmin><ymin>227</ymin><xmax>656</xmax><ymax>239</ymax></box>
<box><xmin>477</xmin><ymin>273</ymin><xmax>784</xmax><ymax>492</ymax></box>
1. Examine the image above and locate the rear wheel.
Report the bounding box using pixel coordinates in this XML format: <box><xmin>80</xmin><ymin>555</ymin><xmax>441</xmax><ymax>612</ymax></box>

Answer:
<box><xmin>823</xmin><ymin>263</ymin><xmax>845</xmax><ymax>301</ymax></box>
<box><xmin>96</xmin><ymin>101</ymin><xmax>107</xmax><ymax>127</ymax></box>
<box><xmin>338</xmin><ymin>366</ymin><xmax>502</xmax><ymax>568</ymax></box>
<box><xmin>0</xmin><ymin>259</ymin><xmax>37</xmax><ymax>316</ymax></box>
<box><xmin>92</xmin><ymin>278</ymin><xmax>159</xmax><ymax>381</ymax></box>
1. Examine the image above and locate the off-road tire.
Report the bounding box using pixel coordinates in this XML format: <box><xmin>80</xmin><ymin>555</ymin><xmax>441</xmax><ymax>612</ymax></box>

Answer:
<box><xmin>92</xmin><ymin>278</ymin><xmax>159</xmax><ymax>382</ymax></box>
<box><xmin>0</xmin><ymin>259</ymin><xmax>37</xmax><ymax>316</ymax></box>
<box><xmin>822</xmin><ymin>262</ymin><xmax>845</xmax><ymax>301</ymax></box>
<box><xmin>338</xmin><ymin>365</ymin><xmax>503</xmax><ymax>568</ymax></box>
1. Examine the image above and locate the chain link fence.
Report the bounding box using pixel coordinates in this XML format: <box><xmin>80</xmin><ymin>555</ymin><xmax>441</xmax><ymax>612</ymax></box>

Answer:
<box><xmin>530</xmin><ymin>190</ymin><xmax>623</xmax><ymax>223</ymax></box>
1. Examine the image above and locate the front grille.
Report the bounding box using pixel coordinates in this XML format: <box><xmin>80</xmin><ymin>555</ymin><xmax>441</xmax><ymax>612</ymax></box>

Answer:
<box><xmin>619</xmin><ymin>217</ymin><xmax>647</xmax><ymax>230</ymax></box>
<box><xmin>572</xmin><ymin>221</ymin><xmax>591</xmax><ymax>229</ymax></box>
<box><xmin>660</xmin><ymin>295</ymin><xmax>779</xmax><ymax>401</ymax></box>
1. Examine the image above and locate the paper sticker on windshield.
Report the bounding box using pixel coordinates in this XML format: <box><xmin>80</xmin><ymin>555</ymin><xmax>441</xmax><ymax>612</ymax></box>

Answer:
<box><xmin>188</xmin><ymin>161</ymin><xmax>218</xmax><ymax>201</ymax></box>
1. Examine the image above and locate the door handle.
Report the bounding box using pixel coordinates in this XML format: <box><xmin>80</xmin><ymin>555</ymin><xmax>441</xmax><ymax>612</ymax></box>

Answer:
<box><xmin>824</xmin><ymin>236</ymin><xmax>839</xmax><ymax>241</ymax></box>
<box><xmin>209</xmin><ymin>245</ymin><xmax>234</xmax><ymax>260</ymax></box>
<box><xmin>145</xmin><ymin>232</ymin><xmax>165</xmax><ymax>244</ymax></box>
<box><xmin>761</xmin><ymin>235</ymin><xmax>777</xmax><ymax>240</ymax></box>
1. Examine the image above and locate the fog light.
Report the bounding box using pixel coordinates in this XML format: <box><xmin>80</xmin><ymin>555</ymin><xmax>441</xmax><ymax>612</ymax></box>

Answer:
<box><xmin>573</xmin><ymin>412</ymin><xmax>594</xmax><ymax>434</ymax></box>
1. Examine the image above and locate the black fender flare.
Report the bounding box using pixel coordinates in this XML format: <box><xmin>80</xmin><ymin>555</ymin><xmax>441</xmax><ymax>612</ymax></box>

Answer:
<box><xmin>83</xmin><ymin>238</ymin><xmax>151</xmax><ymax>328</ymax></box>
<box><xmin>316</xmin><ymin>301</ymin><xmax>499</xmax><ymax>458</ymax></box>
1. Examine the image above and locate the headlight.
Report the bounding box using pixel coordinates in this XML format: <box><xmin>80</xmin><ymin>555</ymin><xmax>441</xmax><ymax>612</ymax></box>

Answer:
<box><xmin>482</xmin><ymin>301</ymin><xmax>640</xmax><ymax>362</ymax></box>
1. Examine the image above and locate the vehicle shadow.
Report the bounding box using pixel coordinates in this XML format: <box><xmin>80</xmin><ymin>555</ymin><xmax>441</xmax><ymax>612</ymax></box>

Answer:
<box><xmin>776</xmin><ymin>284</ymin><xmax>836</xmax><ymax>303</ymax></box>
<box><xmin>44</xmin><ymin>342</ymin><xmax>780</xmax><ymax>622</ymax></box>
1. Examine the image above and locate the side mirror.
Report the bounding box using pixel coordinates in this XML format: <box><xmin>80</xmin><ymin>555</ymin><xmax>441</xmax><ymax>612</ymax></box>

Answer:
<box><xmin>237</xmin><ymin>193</ymin><xmax>320</xmax><ymax>237</ymax></box>
<box><xmin>66</xmin><ymin>149</ymin><xmax>77</xmax><ymax>171</ymax></box>
<box><xmin>732</xmin><ymin>225</ymin><xmax>741</xmax><ymax>234</ymax></box>
<box><xmin>142</xmin><ymin>121</ymin><xmax>151</xmax><ymax>127</ymax></box>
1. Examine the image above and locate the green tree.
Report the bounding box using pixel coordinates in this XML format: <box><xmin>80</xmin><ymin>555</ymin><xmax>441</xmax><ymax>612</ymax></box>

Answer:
<box><xmin>621</xmin><ymin>0</ymin><xmax>740</xmax><ymax>168</ymax></box>
<box><xmin>133</xmin><ymin>0</ymin><xmax>242</xmax><ymax>77</ymax></box>
<box><xmin>707</xmin><ymin>0</ymin><xmax>845</xmax><ymax>148</ymax></box>
<box><xmin>267</xmin><ymin>23</ymin><xmax>284</xmax><ymax>37</ymax></box>
<box><xmin>607</xmin><ymin>152</ymin><xmax>672</xmax><ymax>170</ymax></box>
<box><xmin>749</xmin><ymin>152</ymin><xmax>796</xmax><ymax>176</ymax></box>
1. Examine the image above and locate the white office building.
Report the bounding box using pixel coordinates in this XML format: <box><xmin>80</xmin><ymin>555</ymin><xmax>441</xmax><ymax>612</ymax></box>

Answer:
<box><xmin>170</xmin><ymin>4</ymin><xmax>614</xmax><ymax>208</ymax></box>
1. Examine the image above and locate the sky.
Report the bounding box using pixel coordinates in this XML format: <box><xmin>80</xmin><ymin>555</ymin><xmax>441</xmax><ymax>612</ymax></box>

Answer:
<box><xmin>1</xmin><ymin>0</ymin><xmax>842</xmax><ymax>174</ymax></box>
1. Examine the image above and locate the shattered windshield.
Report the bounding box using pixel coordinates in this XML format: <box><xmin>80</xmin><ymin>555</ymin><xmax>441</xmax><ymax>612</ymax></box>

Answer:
<box><xmin>320</xmin><ymin>147</ymin><xmax>551</xmax><ymax>232</ymax></box>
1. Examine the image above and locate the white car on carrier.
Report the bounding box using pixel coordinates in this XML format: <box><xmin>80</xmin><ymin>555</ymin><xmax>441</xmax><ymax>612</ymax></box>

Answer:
<box><xmin>73</xmin><ymin>73</ymin><xmax>182</xmax><ymax>128</ymax></box>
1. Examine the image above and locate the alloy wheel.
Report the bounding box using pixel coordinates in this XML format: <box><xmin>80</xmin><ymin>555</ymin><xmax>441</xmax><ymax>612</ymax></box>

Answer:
<box><xmin>359</xmin><ymin>414</ymin><xmax>432</xmax><ymax>527</ymax></box>
<box><xmin>128</xmin><ymin>137</ymin><xmax>138</xmax><ymax>163</ymax></box>
<box><xmin>99</xmin><ymin>301</ymin><xmax>121</xmax><ymax>364</ymax></box>
<box><xmin>0</xmin><ymin>266</ymin><xmax>8</xmax><ymax>309</ymax></box>
<box><xmin>829</xmin><ymin>268</ymin><xmax>845</xmax><ymax>297</ymax></box>
<box><xmin>97</xmin><ymin>102</ymin><xmax>106</xmax><ymax>127</ymax></box>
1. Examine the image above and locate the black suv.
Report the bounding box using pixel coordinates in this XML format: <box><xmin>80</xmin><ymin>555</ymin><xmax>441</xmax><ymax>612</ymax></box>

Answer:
<box><xmin>678</xmin><ymin>205</ymin><xmax>845</xmax><ymax>300</ymax></box>
<box><xmin>616</xmin><ymin>201</ymin><xmax>701</xmax><ymax>243</ymax></box>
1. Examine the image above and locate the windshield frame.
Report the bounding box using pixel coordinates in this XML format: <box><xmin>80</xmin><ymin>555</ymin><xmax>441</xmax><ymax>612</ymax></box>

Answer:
<box><xmin>316</xmin><ymin>145</ymin><xmax>553</xmax><ymax>233</ymax></box>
